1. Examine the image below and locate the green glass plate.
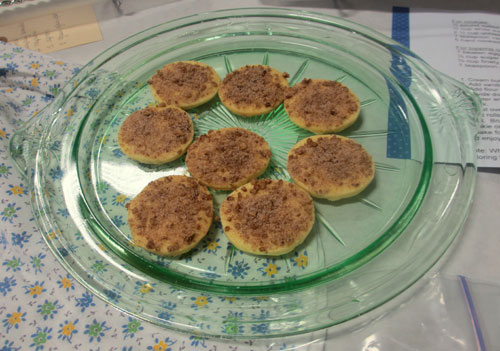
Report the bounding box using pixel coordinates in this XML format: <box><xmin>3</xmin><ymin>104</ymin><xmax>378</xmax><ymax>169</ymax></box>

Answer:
<box><xmin>10</xmin><ymin>8</ymin><xmax>481</xmax><ymax>338</ymax></box>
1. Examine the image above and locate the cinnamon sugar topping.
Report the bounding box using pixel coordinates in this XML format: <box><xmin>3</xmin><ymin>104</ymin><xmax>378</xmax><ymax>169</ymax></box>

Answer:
<box><xmin>185</xmin><ymin>127</ymin><xmax>272</xmax><ymax>190</ymax></box>
<box><xmin>287</xmin><ymin>135</ymin><xmax>374</xmax><ymax>199</ymax></box>
<box><xmin>118</xmin><ymin>106</ymin><xmax>193</xmax><ymax>164</ymax></box>
<box><xmin>284</xmin><ymin>79</ymin><xmax>360</xmax><ymax>133</ymax></box>
<box><xmin>127</xmin><ymin>176</ymin><xmax>213</xmax><ymax>256</ymax></box>
<box><xmin>220</xmin><ymin>179</ymin><xmax>314</xmax><ymax>255</ymax></box>
<box><xmin>219</xmin><ymin>65</ymin><xmax>289</xmax><ymax>116</ymax></box>
<box><xmin>148</xmin><ymin>61</ymin><xmax>219</xmax><ymax>108</ymax></box>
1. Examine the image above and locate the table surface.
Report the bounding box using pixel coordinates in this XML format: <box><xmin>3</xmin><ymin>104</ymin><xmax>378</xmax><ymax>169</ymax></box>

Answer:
<box><xmin>1</xmin><ymin>0</ymin><xmax>500</xmax><ymax>350</ymax></box>
<box><xmin>54</xmin><ymin>0</ymin><xmax>500</xmax><ymax>296</ymax></box>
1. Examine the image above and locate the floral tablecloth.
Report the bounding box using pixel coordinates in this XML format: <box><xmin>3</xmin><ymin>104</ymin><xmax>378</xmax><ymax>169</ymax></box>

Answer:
<box><xmin>0</xmin><ymin>41</ymin><xmax>315</xmax><ymax>351</ymax></box>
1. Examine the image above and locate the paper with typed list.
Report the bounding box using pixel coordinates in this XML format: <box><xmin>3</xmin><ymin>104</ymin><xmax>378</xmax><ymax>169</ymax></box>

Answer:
<box><xmin>410</xmin><ymin>11</ymin><xmax>500</xmax><ymax>168</ymax></box>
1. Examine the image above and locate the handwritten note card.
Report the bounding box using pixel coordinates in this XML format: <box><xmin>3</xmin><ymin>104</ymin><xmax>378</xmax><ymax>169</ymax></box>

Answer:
<box><xmin>0</xmin><ymin>4</ymin><xmax>102</xmax><ymax>53</ymax></box>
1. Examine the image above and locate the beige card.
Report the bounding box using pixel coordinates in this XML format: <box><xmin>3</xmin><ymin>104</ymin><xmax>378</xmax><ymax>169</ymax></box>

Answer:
<box><xmin>0</xmin><ymin>4</ymin><xmax>102</xmax><ymax>53</ymax></box>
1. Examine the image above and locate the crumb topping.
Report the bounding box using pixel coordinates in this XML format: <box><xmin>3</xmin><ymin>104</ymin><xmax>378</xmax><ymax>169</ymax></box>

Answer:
<box><xmin>222</xmin><ymin>179</ymin><xmax>314</xmax><ymax>252</ymax></box>
<box><xmin>285</xmin><ymin>79</ymin><xmax>359</xmax><ymax>128</ymax></box>
<box><xmin>127</xmin><ymin>176</ymin><xmax>213</xmax><ymax>254</ymax></box>
<box><xmin>118</xmin><ymin>106</ymin><xmax>193</xmax><ymax>158</ymax></box>
<box><xmin>148</xmin><ymin>61</ymin><xmax>218</xmax><ymax>105</ymax></box>
<box><xmin>288</xmin><ymin>136</ymin><xmax>374</xmax><ymax>193</ymax></box>
<box><xmin>220</xmin><ymin>65</ymin><xmax>287</xmax><ymax>109</ymax></box>
<box><xmin>186</xmin><ymin>128</ymin><xmax>272</xmax><ymax>189</ymax></box>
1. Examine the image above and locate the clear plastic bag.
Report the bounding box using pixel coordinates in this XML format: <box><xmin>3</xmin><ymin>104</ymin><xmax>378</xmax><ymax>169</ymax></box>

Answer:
<box><xmin>217</xmin><ymin>273</ymin><xmax>500</xmax><ymax>350</ymax></box>
<box><xmin>299</xmin><ymin>273</ymin><xmax>500</xmax><ymax>351</ymax></box>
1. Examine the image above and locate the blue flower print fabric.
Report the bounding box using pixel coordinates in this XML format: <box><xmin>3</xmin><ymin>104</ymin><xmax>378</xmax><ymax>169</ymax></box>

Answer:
<box><xmin>0</xmin><ymin>41</ymin><xmax>315</xmax><ymax>350</ymax></box>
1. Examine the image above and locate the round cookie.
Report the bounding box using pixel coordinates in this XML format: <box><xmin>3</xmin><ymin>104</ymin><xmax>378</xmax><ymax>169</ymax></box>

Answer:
<box><xmin>185</xmin><ymin>127</ymin><xmax>272</xmax><ymax>190</ymax></box>
<box><xmin>287</xmin><ymin>135</ymin><xmax>374</xmax><ymax>201</ymax></box>
<box><xmin>220</xmin><ymin>179</ymin><xmax>315</xmax><ymax>256</ymax></box>
<box><xmin>148</xmin><ymin>61</ymin><xmax>220</xmax><ymax>109</ymax></box>
<box><xmin>118</xmin><ymin>105</ymin><xmax>194</xmax><ymax>164</ymax></box>
<box><xmin>284</xmin><ymin>78</ymin><xmax>361</xmax><ymax>133</ymax></box>
<box><xmin>219</xmin><ymin>65</ymin><xmax>289</xmax><ymax>117</ymax></box>
<box><xmin>126</xmin><ymin>175</ymin><xmax>213</xmax><ymax>256</ymax></box>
